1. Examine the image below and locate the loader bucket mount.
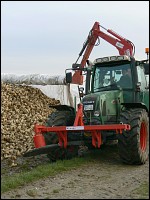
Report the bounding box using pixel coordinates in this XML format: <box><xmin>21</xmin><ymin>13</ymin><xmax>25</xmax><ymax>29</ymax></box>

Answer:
<box><xmin>23</xmin><ymin>103</ymin><xmax>130</xmax><ymax>157</ymax></box>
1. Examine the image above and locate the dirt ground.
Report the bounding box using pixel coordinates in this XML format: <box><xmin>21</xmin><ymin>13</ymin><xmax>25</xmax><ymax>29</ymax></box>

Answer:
<box><xmin>1</xmin><ymin>145</ymin><xmax>149</xmax><ymax>199</ymax></box>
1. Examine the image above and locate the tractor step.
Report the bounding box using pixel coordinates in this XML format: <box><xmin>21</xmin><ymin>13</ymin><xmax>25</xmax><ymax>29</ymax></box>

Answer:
<box><xmin>23</xmin><ymin>141</ymin><xmax>83</xmax><ymax>157</ymax></box>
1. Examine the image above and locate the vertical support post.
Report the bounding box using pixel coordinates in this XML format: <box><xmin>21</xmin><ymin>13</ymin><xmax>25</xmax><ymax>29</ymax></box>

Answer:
<box><xmin>92</xmin><ymin>131</ymin><xmax>101</xmax><ymax>148</ymax></box>
<box><xmin>74</xmin><ymin>103</ymin><xmax>84</xmax><ymax>126</ymax></box>
<box><xmin>57</xmin><ymin>131</ymin><xmax>67</xmax><ymax>148</ymax></box>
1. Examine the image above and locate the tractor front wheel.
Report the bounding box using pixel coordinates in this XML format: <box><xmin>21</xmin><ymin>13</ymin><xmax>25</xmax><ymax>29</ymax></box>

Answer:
<box><xmin>118</xmin><ymin>108</ymin><xmax>149</xmax><ymax>165</ymax></box>
<box><xmin>44</xmin><ymin>111</ymin><xmax>79</xmax><ymax>162</ymax></box>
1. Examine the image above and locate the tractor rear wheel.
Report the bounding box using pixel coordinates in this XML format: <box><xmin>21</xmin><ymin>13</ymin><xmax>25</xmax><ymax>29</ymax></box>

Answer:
<box><xmin>118</xmin><ymin>108</ymin><xmax>149</xmax><ymax>165</ymax></box>
<box><xmin>44</xmin><ymin>111</ymin><xmax>79</xmax><ymax>162</ymax></box>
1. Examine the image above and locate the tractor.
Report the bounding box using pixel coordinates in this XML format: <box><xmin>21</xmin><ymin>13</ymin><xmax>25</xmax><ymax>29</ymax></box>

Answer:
<box><xmin>24</xmin><ymin>22</ymin><xmax>149</xmax><ymax>165</ymax></box>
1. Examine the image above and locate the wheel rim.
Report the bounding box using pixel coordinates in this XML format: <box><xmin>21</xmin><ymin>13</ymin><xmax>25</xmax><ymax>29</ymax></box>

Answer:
<box><xmin>140</xmin><ymin>122</ymin><xmax>147</xmax><ymax>151</ymax></box>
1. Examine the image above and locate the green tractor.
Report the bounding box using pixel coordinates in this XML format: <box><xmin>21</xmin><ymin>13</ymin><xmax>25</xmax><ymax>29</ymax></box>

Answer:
<box><xmin>25</xmin><ymin>54</ymin><xmax>149</xmax><ymax>165</ymax></box>
<box><xmin>72</xmin><ymin>54</ymin><xmax>149</xmax><ymax>165</ymax></box>
<box><xmin>24</xmin><ymin>22</ymin><xmax>149</xmax><ymax>165</ymax></box>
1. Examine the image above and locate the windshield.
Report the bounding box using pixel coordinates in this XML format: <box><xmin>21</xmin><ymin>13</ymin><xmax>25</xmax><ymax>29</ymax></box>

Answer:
<box><xmin>93</xmin><ymin>63</ymin><xmax>132</xmax><ymax>92</ymax></box>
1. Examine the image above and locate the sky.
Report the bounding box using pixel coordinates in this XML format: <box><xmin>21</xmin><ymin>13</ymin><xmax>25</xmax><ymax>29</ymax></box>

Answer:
<box><xmin>1</xmin><ymin>1</ymin><xmax>149</xmax><ymax>76</ymax></box>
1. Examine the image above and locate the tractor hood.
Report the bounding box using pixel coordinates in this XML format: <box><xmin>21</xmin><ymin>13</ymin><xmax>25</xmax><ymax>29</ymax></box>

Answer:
<box><xmin>82</xmin><ymin>94</ymin><xmax>98</xmax><ymax>111</ymax></box>
<box><xmin>82</xmin><ymin>90</ymin><xmax>124</xmax><ymax>119</ymax></box>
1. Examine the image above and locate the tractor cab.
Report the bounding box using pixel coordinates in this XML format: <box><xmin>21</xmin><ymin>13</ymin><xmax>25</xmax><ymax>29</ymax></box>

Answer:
<box><xmin>91</xmin><ymin>55</ymin><xmax>133</xmax><ymax>92</ymax></box>
<box><xmin>82</xmin><ymin>55</ymin><xmax>135</xmax><ymax>104</ymax></box>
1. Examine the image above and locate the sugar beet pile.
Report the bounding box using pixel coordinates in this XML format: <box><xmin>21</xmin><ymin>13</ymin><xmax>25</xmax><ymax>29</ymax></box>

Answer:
<box><xmin>1</xmin><ymin>83</ymin><xmax>60</xmax><ymax>166</ymax></box>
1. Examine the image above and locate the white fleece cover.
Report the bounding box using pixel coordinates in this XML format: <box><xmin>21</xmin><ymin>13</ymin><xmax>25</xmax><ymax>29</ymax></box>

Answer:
<box><xmin>1</xmin><ymin>73</ymin><xmax>80</xmax><ymax>106</ymax></box>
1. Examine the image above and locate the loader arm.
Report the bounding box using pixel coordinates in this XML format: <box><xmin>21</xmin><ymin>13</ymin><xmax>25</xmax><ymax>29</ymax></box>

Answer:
<box><xmin>72</xmin><ymin>21</ymin><xmax>135</xmax><ymax>85</ymax></box>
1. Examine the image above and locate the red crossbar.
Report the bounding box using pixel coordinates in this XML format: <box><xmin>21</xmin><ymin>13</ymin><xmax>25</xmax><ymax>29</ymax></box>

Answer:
<box><xmin>33</xmin><ymin>123</ymin><xmax>130</xmax><ymax>148</ymax></box>
<box><xmin>33</xmin><ymin>103</ymin><xmax>130</xmax><ymax>149</ymax></box>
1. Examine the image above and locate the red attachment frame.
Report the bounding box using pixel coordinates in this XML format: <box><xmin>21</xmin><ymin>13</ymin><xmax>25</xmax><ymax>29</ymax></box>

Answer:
<box><xmin>72</xmin><ymin>21</ymin><xmax>134</xmax><ymax>85</ymax></box>
<box><xmin>73</xmin><ymin>104</ymin><xmax>84</xmax><ymax>126</ymax></box>
<box><xmin>33</xmin><ymin>103</ymin><xmax>130</xmax><ymax>149</ymax></box>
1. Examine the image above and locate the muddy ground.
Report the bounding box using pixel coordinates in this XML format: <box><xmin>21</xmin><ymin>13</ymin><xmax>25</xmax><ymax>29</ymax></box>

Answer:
<box><xmin>1</xmin><ymin>144</ymin><xmax>149</xmax><ymax>199</ymax></box>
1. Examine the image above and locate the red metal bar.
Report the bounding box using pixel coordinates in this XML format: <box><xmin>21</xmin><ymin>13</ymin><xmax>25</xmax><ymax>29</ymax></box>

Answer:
<box><xmin>72</xmin><ymin>22</ymin><xmax>99</xmax><ymax>85</ymax></box>
<box><xmin>33</xmin><ymin>103</ymin><xmax>130</xmax><ymax>149</ymax></box>
<box><xmin>74</xmin><ymin>104</ymin><xmax>84</xmax><ymax>126</ymax></box>
<box><xmin>34</xmin><ymin>124</ymin><xmax>130</xmax><ymax>133</ymax></box>
<box><xmin>92</xmin><ymin>131</ymin><xmax>101</xmax><ymax>148</ymax></box>
<box><xmin>34</xmin><ymin>123</ymin><xmax>130</xmax><ymax>148</ymax></box>
<box><xmin>57</xmin><ymin>131</ymin><xmax>67</xmax><ymax>148</ymax></box>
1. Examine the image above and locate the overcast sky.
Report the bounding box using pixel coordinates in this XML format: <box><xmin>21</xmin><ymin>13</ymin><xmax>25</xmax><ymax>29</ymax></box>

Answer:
<box><xmin>1</xmin><ymin>1</ymin><xmax>149</xmax><ymax>76</ymax></box>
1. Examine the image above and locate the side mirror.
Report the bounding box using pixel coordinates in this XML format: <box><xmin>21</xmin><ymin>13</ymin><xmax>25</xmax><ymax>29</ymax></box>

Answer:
<box><xmin>66</xmin><ymin>72</ymin><xmax>72</xmax><ymax>83</ymax></box>
<box><xmin>72</xmin><ymin>63</ymin><xmax>81</xmax><ymax>69</ymax></box>
<box><xmin>144</xmin><ymin>63</ymin><xmax>149</xmax><ymax>75</ymax></box>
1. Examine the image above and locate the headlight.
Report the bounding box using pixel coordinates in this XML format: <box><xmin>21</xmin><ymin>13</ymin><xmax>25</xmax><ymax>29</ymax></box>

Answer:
<box><xmin>94</xmin><ymin>111</ymin><xmax>100</xmax><ymax>117</ymax></box>
<box><xmin>117</xmin><ymin>56</ymin><xmax>125</xmax><ymax>60</ymax></box>
<box><xmin>95</xmin><ymin>58</ymin><xmax>102</xmax><ymax>63</ymax></box>
<box><xmin>102</xmin><ymin>57</ymin><xmax>109</xmax><ymax>62</ymax></box>
<box><xmin>110</xmin><ymin>56</ymin><xmax>117</xmax><ymax>61</ymax></box>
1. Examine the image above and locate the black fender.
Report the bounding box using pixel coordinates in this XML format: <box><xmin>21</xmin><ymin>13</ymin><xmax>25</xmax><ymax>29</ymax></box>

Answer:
<box><xmin>121</xmin><ymin>102</ymin><xmax>149</xmax><ymax>114</ymax></box>
<box><xmin>49</xmin><ymin>104</ymin><xmax>75</xmax><ymax>114</ymax></box>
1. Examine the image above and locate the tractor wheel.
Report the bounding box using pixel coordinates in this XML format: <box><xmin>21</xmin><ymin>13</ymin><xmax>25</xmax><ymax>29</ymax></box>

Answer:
<box><xmin>44</xmin><ymin>111</ymin><xmax>79</xmax><ymax>162</ymax></box>
<box><xmin>118</xmin><ymin>108</ymin><xmax>149</xmax><ymax>165</ymax></box>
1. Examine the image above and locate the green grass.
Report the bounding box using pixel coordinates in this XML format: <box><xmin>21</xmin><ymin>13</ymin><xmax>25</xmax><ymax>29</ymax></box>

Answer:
<box><xmin>52</xmin><ymin>189</ymin><xmax>60</xmax><ymax>194</ymax></box>
<box><xmin>2</xmin><ymin>144</ymin><xmax>148</xmax><ymax>198</ymax></box>
<box><xmin>1</xmin><ymin>155</ymin><xmax>95</xmax><ymax>194</ymax></box>
<box><xmin>1</xmin><ymin>145</ymin><xmax>120</xmax><ymax>194</ymax></box>
<box><xmin>26</xmin><ymin>189</ymin><xmax>38</xmax><ymax>197</ymax></box>
<box><xmin>132</xmin><ymin>182</ymin><xmax>149</xmax><ymax>199</ymax></box>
